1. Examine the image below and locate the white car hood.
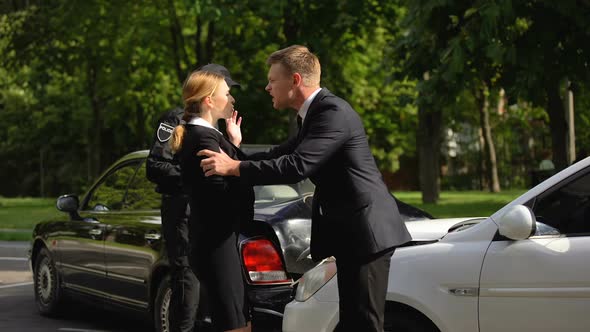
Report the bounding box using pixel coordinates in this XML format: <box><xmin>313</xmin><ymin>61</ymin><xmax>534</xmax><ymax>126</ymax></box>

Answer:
<box><xmin>405</xmin><ymin>217</ymin><xmax>482</xmax><ymax>241</ymax></box>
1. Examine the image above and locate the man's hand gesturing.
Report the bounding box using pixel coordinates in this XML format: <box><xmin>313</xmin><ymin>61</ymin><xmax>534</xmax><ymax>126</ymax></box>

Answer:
<box><xmin>197</xmin><ymin>149</ymin><xmax>241</xmax><ymax>177</ymax></box>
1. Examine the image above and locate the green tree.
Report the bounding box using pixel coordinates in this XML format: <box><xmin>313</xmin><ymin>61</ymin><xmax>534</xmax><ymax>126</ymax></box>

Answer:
<box><xmin>0</xmin><ymin>0</ymin><xmax>421</xmax><ymax>197</ymax></box>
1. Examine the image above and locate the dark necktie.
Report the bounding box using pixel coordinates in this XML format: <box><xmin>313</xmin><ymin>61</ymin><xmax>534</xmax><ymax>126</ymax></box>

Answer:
<box><xmin>297</xmin><ymin>115</ymin><xmax>303</xmax><ymax>132</ymax></box>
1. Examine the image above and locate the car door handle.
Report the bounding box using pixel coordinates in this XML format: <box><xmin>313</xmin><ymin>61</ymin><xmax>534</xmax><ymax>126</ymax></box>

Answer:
<box><xmin>144</xmin><ymin>233</ymin><xmax>162</xmax><ymax>241</ymax></box>
<box><xmin>89</xmin><ymin>228</ymin><xmax>103</xmax><ymax>236</ymax></box>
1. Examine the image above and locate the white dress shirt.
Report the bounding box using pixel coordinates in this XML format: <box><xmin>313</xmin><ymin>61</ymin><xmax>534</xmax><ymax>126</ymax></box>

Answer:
<box><xmin>297</xmin><ymin>88</ymin><xmax>322</xmax><ymax>125</ymax></box>
<box><xmin>188</xmin><ymin>117</ymin><xmax>222</xmax><ymax>134</ymax></box>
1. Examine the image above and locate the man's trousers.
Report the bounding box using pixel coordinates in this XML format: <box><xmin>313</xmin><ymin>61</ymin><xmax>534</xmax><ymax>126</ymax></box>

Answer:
<box><xmin>333</xmin><ymin>248</ymin><xmax>395</xmax><ymax>332</ymax></box>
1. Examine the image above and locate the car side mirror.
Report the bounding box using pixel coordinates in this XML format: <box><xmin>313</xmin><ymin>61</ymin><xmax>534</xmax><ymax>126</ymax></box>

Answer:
<box><xmin>496</xmin><ymin>205</ymin><xmax>537</xmax><ymax>240</ymax></box>
<box><xmin>57</xmin><ymin>195</ymin><xmax>79</xmax><ymax>212</ymax></box>
<box><xmin>56</xmin><ymin>195</ymin><xmax>81</xmax><ymax>220</ymax></box>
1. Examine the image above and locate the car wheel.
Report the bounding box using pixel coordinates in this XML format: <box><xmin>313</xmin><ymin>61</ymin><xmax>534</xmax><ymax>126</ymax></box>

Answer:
<box><xmin>154</xmin><ymin>275</ymin><xmax>172</xmax><ymax>332</ymax></box>
<box><xmin>384</xmin><ymin>306</ymin><xmax>439</xmax><ymax>332</ymax></box>
<box><xmin>33</xmin><ymin>247</ymin><xmax>64</xmax><ymax>316</ymax></box>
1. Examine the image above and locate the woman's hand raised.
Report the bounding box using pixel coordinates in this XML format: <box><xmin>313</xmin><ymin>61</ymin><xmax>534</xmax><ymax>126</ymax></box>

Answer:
<box><xmin>225</xmin><ymin>110</ymin><xmax>242</xmax><ymax>147</ymax></box>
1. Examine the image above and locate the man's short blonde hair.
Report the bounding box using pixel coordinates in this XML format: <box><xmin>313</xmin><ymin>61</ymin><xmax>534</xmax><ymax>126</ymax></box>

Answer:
<box><xmin>267</xmin><ymin>45</ymin><xmax>321</xmax><ymax>87</ymax></box>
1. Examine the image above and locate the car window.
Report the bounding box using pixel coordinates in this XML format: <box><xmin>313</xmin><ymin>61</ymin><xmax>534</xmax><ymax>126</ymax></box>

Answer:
<box><xmin>533</xmin><ymin>170</ymin><xmax>590</xmax><ymax>235</ymax></box>
<box><xmin>254</xmin><ymin>179</ymin><xmax>315</xmax><ymax>206</ymax></box>
<box><xmin>83</xmin><ymin>161</ymin><xmax>141</xmax><ymax>211</ymax></box>
<box><xmin>124</xmin><ymin>162</ymin><xmax>161</xmax><ymax>211</ymax></box>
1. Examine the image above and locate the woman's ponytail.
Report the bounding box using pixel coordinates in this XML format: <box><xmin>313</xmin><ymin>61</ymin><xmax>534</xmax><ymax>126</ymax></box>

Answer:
<box><xmin>170</xmin><ymin>103</ymin><xmax>200</xmax><ymax>153</ymax></box>
<box><xmin>170</xmin><ymin>124</ymin><xmax>185</xmax><ymax>153</ymax></box>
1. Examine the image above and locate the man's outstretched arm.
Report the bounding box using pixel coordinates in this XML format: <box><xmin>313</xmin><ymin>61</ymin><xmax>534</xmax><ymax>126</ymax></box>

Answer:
<box><xmin>198</xmin><ymin>105</ymin><xmax>349</xmax><ymax>185</ymax></box>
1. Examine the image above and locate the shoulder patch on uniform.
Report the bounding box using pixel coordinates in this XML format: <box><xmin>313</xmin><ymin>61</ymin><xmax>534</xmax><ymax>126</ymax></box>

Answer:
<box><xmin>157</xmin><ymin>123</ymin><xmax>175</xmax><ymax>142</ymax></box>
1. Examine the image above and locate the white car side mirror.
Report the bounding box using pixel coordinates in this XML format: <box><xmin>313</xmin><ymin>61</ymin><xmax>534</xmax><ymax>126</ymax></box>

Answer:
<box><xmin>496</xmin><ymin>205</ymin><xmax>537</xmax><ymax>240</ymax></box>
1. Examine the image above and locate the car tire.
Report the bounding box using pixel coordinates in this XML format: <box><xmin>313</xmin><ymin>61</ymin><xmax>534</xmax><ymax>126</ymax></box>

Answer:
<box><xmin>384</xmin><ymin>306</ymin><xmax>439</xmax><ymax>332</ymax></box>
<box><xmin>33</xmin><ymin>247</ymin><xmax>64</xmax><ymax>316</ymax></box>
<box><xmin>154</xmin><ymin>275</ymin><xmax>172</xmax><ymax>332</ymax></box>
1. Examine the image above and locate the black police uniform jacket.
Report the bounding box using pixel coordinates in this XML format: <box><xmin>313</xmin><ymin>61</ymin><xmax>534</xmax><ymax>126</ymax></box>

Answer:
<box><xmin>240</xmin><ymin>88</ymin><xmax>412</xmax><ymax>261</ymax></box>
<box><xmin>178</xmin><ymin>124</ymin><xmax>254</xmax><ymax>243</ymax></box>
<box><xmin>146</xmin><ymin>108</ymin><xmax>184</xmax><ymax>194</ymax></box>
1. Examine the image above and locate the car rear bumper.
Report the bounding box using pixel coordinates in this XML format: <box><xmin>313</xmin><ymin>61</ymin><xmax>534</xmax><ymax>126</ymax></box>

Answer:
<box><xmin>248</xmin><ymin>283</ymin><xmax>294</xmax><ymax>313</ymax></box>
<box><xmin>248</xmin><ymin>283</ymin><xmax>293</xmax><ymax>330</ymax></box>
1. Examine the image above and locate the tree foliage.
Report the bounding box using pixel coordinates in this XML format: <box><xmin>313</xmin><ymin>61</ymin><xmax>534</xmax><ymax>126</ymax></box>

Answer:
<box><xmin>3</xmin><ymin>0</ymin><xmax>590</xmax><ymax>199</ymax></box>
<box><xmin>395</xmin><ymin>0</ymin><xmax>590</xmax><ymax>200</ymax></box>
<box><xmin>0</xmin><ymin>0</ymin><xmax>416</xmax><ymax>196</ymax></box>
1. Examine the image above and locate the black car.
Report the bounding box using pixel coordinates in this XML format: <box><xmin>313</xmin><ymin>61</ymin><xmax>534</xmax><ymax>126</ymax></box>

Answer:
<box><xmin>29</xmin><ymin>149</ymin><xmax>431</xmax><ymax>331</ymax></box>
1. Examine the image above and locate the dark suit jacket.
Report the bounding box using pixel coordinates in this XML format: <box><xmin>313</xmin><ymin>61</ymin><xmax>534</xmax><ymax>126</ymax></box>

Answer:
<box><xmin>179</xmin><ymin>124</ymin><xmax>254</xmax><ymax>245</ymax></box>
<box><xmin>241</xmin><ymin>89</ymin><xmax>411</xmax><ymax>261</ymax></box>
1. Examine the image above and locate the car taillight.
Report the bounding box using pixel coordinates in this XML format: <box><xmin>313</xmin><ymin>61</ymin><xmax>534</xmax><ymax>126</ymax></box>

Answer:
<box><xmin>241</xmin><ymin>238</ymin><xmax>291</xmax><ymax>284</ymax></box>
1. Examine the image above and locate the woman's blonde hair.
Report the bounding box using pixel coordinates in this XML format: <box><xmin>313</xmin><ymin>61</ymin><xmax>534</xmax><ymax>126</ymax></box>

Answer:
<box><xmin>170</xmin><ymin>70</ymin><xmax>225</xmax><ymax>153</ymax></box>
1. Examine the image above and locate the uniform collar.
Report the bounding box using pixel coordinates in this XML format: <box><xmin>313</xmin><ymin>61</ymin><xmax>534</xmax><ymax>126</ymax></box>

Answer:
<box><xmin>297</xmin><ymin>88</ymin><xmax>322</xmax><ymax>124</ymax></box>
<box><xmin>187</xmin><ymin>117</ymin><xmax>222</xmax><ymax>134</ymax></box>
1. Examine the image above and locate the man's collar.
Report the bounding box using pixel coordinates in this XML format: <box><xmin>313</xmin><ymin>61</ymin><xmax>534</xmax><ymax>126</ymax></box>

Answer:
<box><xmin>187</xmin><ymin>117</ymin><xmax>221</xmax><ymax>134</ymax></box>
<box><xmin>297</xmin><ymin>88</ymin><xmax>322</xmax><ymax>124</ymax></box>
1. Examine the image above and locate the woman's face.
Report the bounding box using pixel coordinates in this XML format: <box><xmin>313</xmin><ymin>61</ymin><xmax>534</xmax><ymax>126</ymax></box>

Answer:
<box><xmin>211</xmin><ymin>80</ymin><xmax>235</xmax><ymax>119</ymax></box>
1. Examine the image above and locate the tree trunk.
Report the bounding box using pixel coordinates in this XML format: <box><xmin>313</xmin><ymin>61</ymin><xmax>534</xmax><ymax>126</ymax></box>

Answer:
<box><xmin>195</xmin><ymin>16</ymin><xmax>204</xmax><ymax>67</ymax></box>
<box><xmin>283</xmin><ymin>0</ymin><xmax>301</xmax><ymax>44</ymax></box>
<box><xmin>565</xmin><ymin>81</ymin><xmax>575</xmax><ymax>164</ymax></box>
<box><xmin>136</xmin><ymin>102</ymin><xmax>146</xmax><ymax>149</ymax></box>
<box><xmin>475</xmin><ymin>84</ymin><xmax>500</xmax><ymax>192</ymax></box>
<box><xmin>546</xmin><ymin>81</ymin><xmax>568</xmax><ymax>170</ymax></box>
<box><xmin>283</xmin><ymin>0</ymin><xmax>302</xmax><ymax>138</ymax></box>
<box><xmin>204</xmin><ymin>21</ymin><xmax>215</xmax><ymax>64</ymax></box>
<box><xmin>496</xmin><ymin>88</ymin><xmax>506</xmax><ymax>115</ymax></box>
<box><xmin>87</xmin><ymin>63</ymin><xmax>101</xmax><ymax>179</ymax></box>
<box><xmin>477</xmin><ymin>128</ymin><xmax>486</xmax><ymax>190</ymax></box>
<box><xmin>39</xmin><ymin>148</ymin><xmax>44</xmax><ymax>197</ymax></box>
<box><xmin>192</xmin><ymin>19</ymin><xmax>215</xmax><ymax>68</ymax></box>
<box><xmin>417</xmin><ymin>105</ymin><xmax>442</xmax><ymax>203</ymax></box>
<box><xmin>167</xmin><ymin>0</ymin><xmax>187</xmax><ymax>85</ymax></box>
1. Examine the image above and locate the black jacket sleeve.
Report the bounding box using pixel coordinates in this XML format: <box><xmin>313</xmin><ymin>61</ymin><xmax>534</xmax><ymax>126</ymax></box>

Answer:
<box><xmin>146</xmin><ymin>109</ymin><xmax>183</xmax><ymax>194</ymax></box>
<box><xmin>146</xmin><ymin>143</ymin><xmax>182</xmax><ymax>186</ymax></box>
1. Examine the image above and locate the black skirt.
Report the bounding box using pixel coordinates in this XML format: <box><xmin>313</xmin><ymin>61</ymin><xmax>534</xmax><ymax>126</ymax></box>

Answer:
<box><xmin>191</xmin><ymin>230</ymin><xmax>250</xmax><ymax>331</ymax></box>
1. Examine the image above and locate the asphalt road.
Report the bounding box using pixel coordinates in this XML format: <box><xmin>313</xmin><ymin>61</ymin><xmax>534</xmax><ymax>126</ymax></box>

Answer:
<box><xmin>0</xmin><ymin>242</ymin><xmax>280</xmax><ymax>332</ymax></box>
<box><xmin>0</xmin><ymin>241</ymin><xmax>146</xmax><ymax>332</ymax></box>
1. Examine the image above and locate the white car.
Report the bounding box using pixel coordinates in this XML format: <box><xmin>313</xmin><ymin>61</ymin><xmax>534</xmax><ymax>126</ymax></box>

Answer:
<box><xmin>283</xmin><ymin>157</ymin><xmax>590</xmax><ymax>332</ymax></box>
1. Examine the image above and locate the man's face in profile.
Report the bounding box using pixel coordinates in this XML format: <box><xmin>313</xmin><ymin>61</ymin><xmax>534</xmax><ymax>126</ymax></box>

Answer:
<box><xmin>265</xmin><ymin>63</ymin><xmax>294</xmax><ymax>110</ymax></box>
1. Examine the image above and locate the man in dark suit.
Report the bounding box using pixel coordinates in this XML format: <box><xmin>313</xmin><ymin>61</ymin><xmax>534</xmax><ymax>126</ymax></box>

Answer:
<box><xmin>198</xmin><ymin>45</ymin><xmax>411</xmax><ymax>332</ymax></box>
